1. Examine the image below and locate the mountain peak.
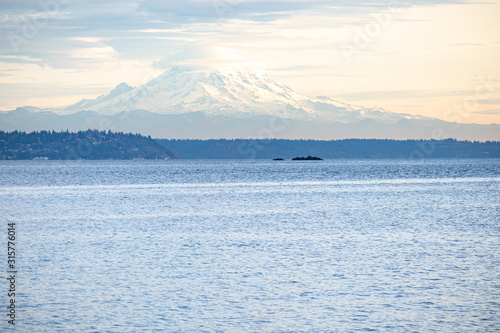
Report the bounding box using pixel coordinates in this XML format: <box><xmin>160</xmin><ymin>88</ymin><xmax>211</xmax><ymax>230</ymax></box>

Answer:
<box><xmin>61</xmin><ymin>64</ymin><xmax>413</xmax><ymax>124</ymax></box>
<box><xmin>112</xmin><ymin>82</ymin><xmax>134</xmax><ymax>94</ymax></box>
<box><xmin>64</xmin><ymin>82</ymin><xmax>134</xmax><ymax>113</ymax></box>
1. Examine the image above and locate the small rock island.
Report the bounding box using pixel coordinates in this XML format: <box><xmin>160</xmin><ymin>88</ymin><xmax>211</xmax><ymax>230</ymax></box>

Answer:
<box><xmin>292</xmin><ymin>154</ymin><xmax>323</xmax><ymax>161</ymax></box>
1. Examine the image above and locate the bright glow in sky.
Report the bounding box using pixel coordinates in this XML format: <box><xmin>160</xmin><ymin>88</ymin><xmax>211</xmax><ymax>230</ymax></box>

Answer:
<box><xmin>0</xmin><ymin>0</ymin><xmax>499</xmax><ymax>124</ymax></box>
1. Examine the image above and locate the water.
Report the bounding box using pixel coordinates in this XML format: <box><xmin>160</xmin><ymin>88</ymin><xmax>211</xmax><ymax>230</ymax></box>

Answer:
<box><xmin>0</xmin><ymin>159</ymin><xmax>499</xmax><ymax>332</ymax></box>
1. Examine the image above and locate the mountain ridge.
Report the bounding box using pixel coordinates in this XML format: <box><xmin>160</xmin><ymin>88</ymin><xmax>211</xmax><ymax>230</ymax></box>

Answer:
<box><xmin>1</xmin><ymin>107</ymin><xmax>499</xmax><ymax>141</ymax></box>
<box><xmin>21</xmin><ymin>65</ymin><xmax>428</xmax><ymax>124</ymax></box>
<box><xmin>1</xmin><ymin>65</ymin><xmax>499</xmax><ymax>140</ymax></box>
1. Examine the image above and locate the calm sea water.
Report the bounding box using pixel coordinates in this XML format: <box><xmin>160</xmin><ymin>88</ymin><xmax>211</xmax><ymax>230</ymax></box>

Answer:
<box><xmin>0</xmin><ymin>159</ymin><xmax>499</xmax><ymax>332</ymax></box>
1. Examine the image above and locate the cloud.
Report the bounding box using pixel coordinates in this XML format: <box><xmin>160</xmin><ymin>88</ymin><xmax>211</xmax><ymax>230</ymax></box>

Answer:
<box><xmin>130</xmin><ymin>0</ymin><xmax>479</xmax><ymax>31</ymax></box>
<box><xmin>136</xmin><ymin>1</ymin><xmax>333</xmax><ymax>22</ymax></box>
<box><xmin>474</xmin><ymin>109</ymin><xmax>500</xmax><ymax>115</ymax></box>
<box><xmin>478</xmin><ymin>98</ymin><xmax>500</xmax><ymax>105</ymax></box>
<box><xmin>336</xmin><ymin>89</ymin><xmax>475</xmax><ymax>101</ymax></box>
<box><xmin>153</xmin><ymin>44</ymin><xmax>247</xmax><ymax>69</ymax></box>
<box><xmin>71</xmin><ymin>46</ymin><xmax>117</xmax><ymax>60</ymax></box>
<box><xmin>0</xmin><ymin>55</ymin><xmax>42</xmax><ymax>63</ymax></box>
<box><xmin>70</xmin><ymin>37</ymin><xmax>112</xmax><ymax>43</ymax></box>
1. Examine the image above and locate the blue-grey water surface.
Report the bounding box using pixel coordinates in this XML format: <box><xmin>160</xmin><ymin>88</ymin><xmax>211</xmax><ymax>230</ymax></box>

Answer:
<box><xmin>0</xmin><ymin>159</ymin><xmax>499</xmax><ymax>332</ymax></box>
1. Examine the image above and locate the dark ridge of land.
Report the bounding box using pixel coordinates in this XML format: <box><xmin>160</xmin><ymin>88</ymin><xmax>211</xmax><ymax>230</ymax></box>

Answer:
<box><xmin>0</xmin><ymin>130</ymin><xmax>177</xmax><ymax>160</ymax></box>
<box><xmin>1</xmin><ymin>131</ymin><xmax>499</xmax><ymax>160</ymax></box>
<box><xmin>157</xmin><ymin>138</ymin><xmax>500</xmax><ymax>159</ymax></box>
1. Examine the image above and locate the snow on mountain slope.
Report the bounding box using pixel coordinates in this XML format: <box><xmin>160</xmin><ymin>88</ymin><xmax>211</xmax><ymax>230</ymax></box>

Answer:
<box><xmin>63</xmin><ymin>65</ymin><xmax>424</xmax><ymax>124</ymax></box>
<box><xmin>64</xmin><ymin>82</ymin><xmax>134</xmax><ymax>113</ymax></box>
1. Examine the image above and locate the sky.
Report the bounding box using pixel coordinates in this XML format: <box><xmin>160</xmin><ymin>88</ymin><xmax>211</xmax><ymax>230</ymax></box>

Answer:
<box><xmin>0</xmin><ymin>0</ymin><xmax>499</xmax><ymax>124</ymax></box>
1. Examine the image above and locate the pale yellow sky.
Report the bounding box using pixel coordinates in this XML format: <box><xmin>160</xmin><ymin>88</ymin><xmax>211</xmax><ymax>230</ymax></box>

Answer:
<box><xmin>0</xmin><ymin>0</ymin><xmax>499</xmax><ymax>124</ymax></box>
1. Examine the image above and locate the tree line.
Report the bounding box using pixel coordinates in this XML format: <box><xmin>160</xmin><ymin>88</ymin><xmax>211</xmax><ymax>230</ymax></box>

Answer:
<box><xmin>0</xmin><ymin>130</ymin><xmax>176</xmax><ymax>160</ymax></box>
<box><xmin>157</xmin><ymin>138</ymin><xmax>500</xmax><ymax>159</ymax></box>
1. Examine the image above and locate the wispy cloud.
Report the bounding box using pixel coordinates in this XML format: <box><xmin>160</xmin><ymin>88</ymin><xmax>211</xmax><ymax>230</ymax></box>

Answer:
<box><xmin>475</xmin><ymin>109</ymin><xmax>500</xmax><ymax>115</ymax></box>
<box><xmin>337</xmin><ymin>89</ymin><xmax>478</xmax><ymax>101</ymax></box>
<box><xmin>477</xmin><ymin>98</ymin><xmax>500</xmax><ymax>105</ymax></box>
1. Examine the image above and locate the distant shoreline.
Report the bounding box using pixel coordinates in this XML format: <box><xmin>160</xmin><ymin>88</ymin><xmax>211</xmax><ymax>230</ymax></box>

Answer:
<box><xmin>1</xmin><ymin>130</ymin><xmax>499</xmax><ymax>160</ymax></box>
<box><xmin>157</xmin><ymin>138</ymin><xmax>500</xmax><ymax>160</ymax></box>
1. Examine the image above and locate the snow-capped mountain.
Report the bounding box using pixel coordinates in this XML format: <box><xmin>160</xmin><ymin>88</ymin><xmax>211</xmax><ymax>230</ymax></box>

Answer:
<box><xmin>3</xmin><ymin>64</ymin><xmax>499</xmax><ymax>140</ymax></box>
<box><xmin>62</xmin><ymin>65</ymin><xmax>423</xmax><ymax>124</ymax></box>
<box><xmin>64</xmin><ymin>82</ymin><xmax>134</xmax><ymax>113</ymax></box>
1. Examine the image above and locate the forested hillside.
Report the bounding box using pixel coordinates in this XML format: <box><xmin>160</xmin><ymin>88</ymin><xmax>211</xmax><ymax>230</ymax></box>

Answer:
<box><xmin>0</xmin><ymin>130</ymin><xmax>177</xmax><ymax>160</ymax></box>
<box><xmin>158</xmin><ymin>138</ymin><xmax>500</xmax><ymax>159</ymax></box>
